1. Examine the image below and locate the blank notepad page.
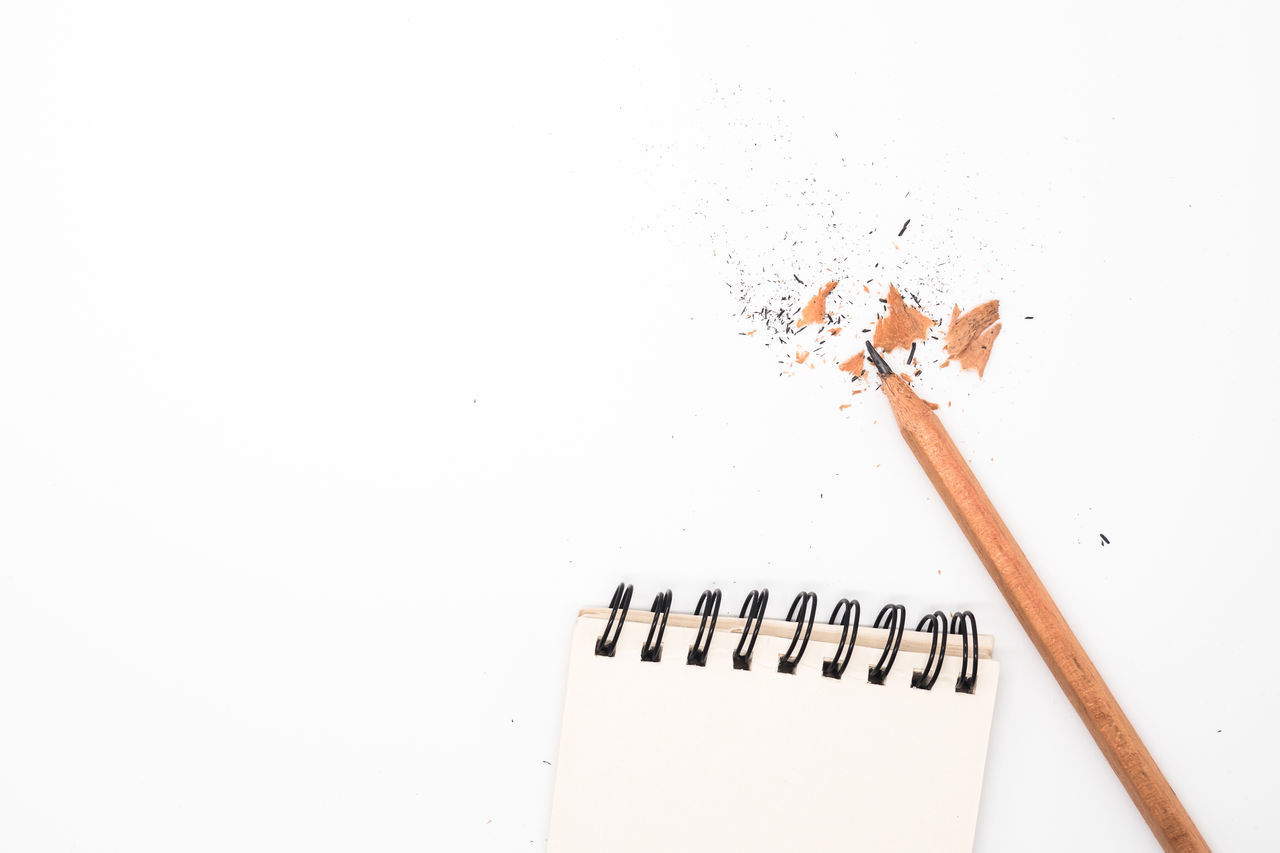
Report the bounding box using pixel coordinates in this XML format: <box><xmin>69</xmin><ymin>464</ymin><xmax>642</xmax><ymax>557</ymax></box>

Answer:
<box><xmin>548</xmin><ymin>612</ymin><xmax>999</xmax><ymax>853</ymax></box>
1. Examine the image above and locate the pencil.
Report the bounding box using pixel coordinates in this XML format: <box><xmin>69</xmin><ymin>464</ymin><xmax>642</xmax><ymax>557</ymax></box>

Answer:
<box><xmin>864</xmin><ymin>341</ymin><xmax>1209</xmax><ymax>853</ymax></box>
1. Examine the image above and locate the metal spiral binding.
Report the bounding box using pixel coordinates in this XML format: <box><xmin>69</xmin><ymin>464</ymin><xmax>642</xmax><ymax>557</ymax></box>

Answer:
<box><xmin>950</xmin><ymin>610</ymin><xmax>979</xmax><ymax>693</ymax></box>
<box><xmin>910</xmin><ymin>611</ymin><xmax>949</xmax><ymax>690</ymax></box>
<box><xmin>822</xmin><ymin>598</ymin><xmax>861</xmax><ymax>679</ymax></box>
<box><xmin>594</xmin><ymin>582</ymin><xmax>632</xmax><ymax>657</ymax></box>
<box><xmin>686</xmin><ymin>589</ymin><xmax>721</xmax><ymax>667</ymax></box>
<box><xmin>867</xmin><ymin>604</ymin><xmax>906</xmax><ymax>685</ymax></box>
<box><xmin>732</xmin><ymin>588</ymin><xmax>769</xmax><ymax>671</ymax></box>
<box><xmin>592</xmin><ymin>584</ymin><xmax>979</xmax><ymax>690</ymax></box>
<box><xmin>640</xmin><ymin>590</ymin><xmax>672</xmax><ymax>662</ymax></box>
<box><xmin>777</xmin><ymin>591</ymin><xmax>816</xmax><ymax>674</ymax></box>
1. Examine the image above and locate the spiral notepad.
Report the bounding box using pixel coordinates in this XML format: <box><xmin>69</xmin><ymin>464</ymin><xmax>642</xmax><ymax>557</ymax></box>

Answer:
<box><xmin>547</xmin><ymin>584</ymin><xmax>1000</xmax><ymax>853</ymax></box>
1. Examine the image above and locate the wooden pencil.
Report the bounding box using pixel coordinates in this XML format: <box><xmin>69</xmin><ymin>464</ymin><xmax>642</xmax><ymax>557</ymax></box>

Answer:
<box><xmin>865</xmin><ymin>342</ymin><xmax>1209</xmax><ymax>853</ymax></box>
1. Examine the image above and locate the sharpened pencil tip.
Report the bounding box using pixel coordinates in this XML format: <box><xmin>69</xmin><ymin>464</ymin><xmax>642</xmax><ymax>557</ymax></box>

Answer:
<box><xmin>864</xmin><ymin>341</ymin><xmax>893</xmax><ymax>376</ymax></box>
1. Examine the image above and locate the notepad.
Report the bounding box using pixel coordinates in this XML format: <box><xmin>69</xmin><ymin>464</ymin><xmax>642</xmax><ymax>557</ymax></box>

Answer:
<box><xmin>547</xmin><ymin>586</ymin><xmax>1000</xmax><ymax>853</ymax></box>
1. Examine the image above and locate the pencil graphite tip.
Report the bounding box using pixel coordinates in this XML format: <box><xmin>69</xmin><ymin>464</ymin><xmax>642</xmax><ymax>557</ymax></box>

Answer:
<box><xmin>864</xmin><ymin>341</ymin><xmax>894</xmax><ymax>376</ymax></box>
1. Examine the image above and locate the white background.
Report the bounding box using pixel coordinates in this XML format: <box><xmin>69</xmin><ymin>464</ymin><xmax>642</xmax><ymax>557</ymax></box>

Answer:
<box><xmin>2</xmin><ymin>2</ymin><xmax>1277</xmax><ymax>850</ymax></box>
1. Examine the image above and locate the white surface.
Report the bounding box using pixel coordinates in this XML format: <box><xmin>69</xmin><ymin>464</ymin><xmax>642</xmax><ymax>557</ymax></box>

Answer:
<box><xmin>549</xmin><ymin>614</ymin><xmax>999</xmax><ymax>853</ymax></box>
<box><xmin>1</xmin><ymin>2</ymin><xmax>1277</xmax><ymax>851</ymax></box>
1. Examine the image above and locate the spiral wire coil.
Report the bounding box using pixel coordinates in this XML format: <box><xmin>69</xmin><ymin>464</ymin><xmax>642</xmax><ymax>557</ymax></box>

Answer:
<box><xmin>593</xmin><ymin>583</ymin><xmax>979</xmax><ymax>691</ymax></box>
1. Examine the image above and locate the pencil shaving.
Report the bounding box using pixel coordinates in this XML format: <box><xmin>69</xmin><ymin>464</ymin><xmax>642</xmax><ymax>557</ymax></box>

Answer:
<box><xmin>942</xmin><ymin>301</ymin><xmax>1002</xmax><ymax>377</ymax></box>
<box><xmin>837</xmin><ymin>352</ymin><xmax>865</xmax><ymax>377</ymax></box>
<box><xmin>796</xmin><ymin>281</ymin><xmax>839</xmax><ymax>328</ymax></box>
<box><xmin>872</xmin><ymin>285</ymin><xmax>936</xmax><ymax>353</ymax></box>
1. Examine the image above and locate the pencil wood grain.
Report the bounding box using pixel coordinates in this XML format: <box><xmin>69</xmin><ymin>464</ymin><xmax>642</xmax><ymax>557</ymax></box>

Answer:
<box><xmin>878</xmin><ymin>374</ymin><xmax>1209</xmax><ymax>853</ymax></box>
